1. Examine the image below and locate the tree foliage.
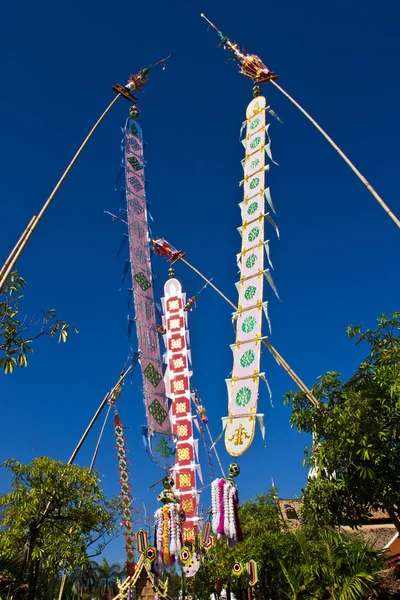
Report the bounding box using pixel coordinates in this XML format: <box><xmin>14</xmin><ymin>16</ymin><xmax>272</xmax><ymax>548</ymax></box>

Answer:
<box><xmin>190</xmin><ymin>491</ymin><xmax>384</xmax><ymax>600</ymax></box>
<box><xmin>285</xmin><ymin>312</ymin><xmax>400</xmax><ymax>534</ymax></box>
<box><xmin>0</xmin><ymin>270</ymin><xmax>78</xmax><ymax>374</ymax></box>
<box><xmin>279</xmin><ymin>529</ymin><xmax>383</xmax><ymax>600</ymax></box>
<box><xmin>93</xmin><ymin>559</ymin><xmax>125</xmax><ymax>600</ymax></box>
<box><xmin>0</xmin><ymin>457</ymin><xmax>120</xmax><ymax>600</ymax></box>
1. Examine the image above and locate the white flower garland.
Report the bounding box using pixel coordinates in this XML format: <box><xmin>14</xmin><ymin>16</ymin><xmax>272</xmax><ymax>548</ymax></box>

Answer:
<box><xmin>170</xmin><ymin>504</ymin><xmax>178</xmax><ymax>558</ymax></box>
<box><xmin>228</xmin><ymin>484</ymin><xmax>237</xmax><ymax>542</ymax></box>
<box><xmin>223</xmin><ymin>479</ymin><xmax>230</xmax><ymax>536</ymax></box>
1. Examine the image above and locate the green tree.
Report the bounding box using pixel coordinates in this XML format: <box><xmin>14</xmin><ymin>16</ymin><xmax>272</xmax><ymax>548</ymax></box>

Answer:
<box><xmin>94</xmin><ymin>559</ymin><xmax>124</xmax><ymax>600</ymax></box>
<box><xmin>0</xmin><ymin>270</ymin><xmax>78</xmax><ymax>374</ymax></box>
<box><xmin>69</xmin><ymin>560</ymin><xmax>99</xmax><ymax>597</ymax></box>
<box><xmin>191</xmin><ymin>490</ymin><xmax>298</xmax><ymax>600</ymax></box>
<box><xmin>285</xmin><ymin>312</ymin><xmax>400</xmax><ymax>534</ymax></box>
<box><xmin>0</xmin><ymin>457</ymin><xmax>120</xmax><ymax>600</ymax></box>
<box><xmin>280</xmin><ymin>528</ymin><xmax>383</xmax><ymax>600</ymax></box>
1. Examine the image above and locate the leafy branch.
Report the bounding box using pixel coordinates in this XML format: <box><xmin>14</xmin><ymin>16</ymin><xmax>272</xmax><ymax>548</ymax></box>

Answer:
<box><xmin>0</xmin><ymin>271</ymin><xmax>78</xmax><ymax>374</ymax></box>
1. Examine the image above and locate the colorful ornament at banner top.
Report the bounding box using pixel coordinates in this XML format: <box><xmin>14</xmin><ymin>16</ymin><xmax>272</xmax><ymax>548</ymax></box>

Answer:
<box><xmin>157</xmin><ymin>475</ymin><xmax>180</xmax><ymax>505</ymax></box>
<box><xmin>201</xmin><ymin>15</ymin><xmax>278</xmax><ymax>84</ymax></box>
<box><xmin>126</xmin><ymin>55</ymin><xmax>172</xmax><ymax>92</ymax></box>
<box><xmin>223</xmin><ymin>88</ymin><xmax>280</xmax><ymax>457</ymax></box>
<box><xmin>152</xmin><ymin>238</ymin><xmax>186</xmax><ymax>264</ymax></box>
<box><xmin>114</xmin><ymin>412</ymin><xmax>135</xmax><ymax>576</ymax></box>
<box><xmin>129</xmin><ymin>105</ymin><xmax>139</xmax><ymax>120</ymax></box>
<box><xmin>124</xmin><ymin>100</ymin><xmax>176</xmax><ymax>468</ymax></box>
<box><xmin>211</xmin><ymin>466</ymin><xmax>243</xmax><ymax>546</ymax></box>
<box><xmin>229</xmin><ymin>463</ymin><xmax>240</xmax><ymax>478</ymax></box>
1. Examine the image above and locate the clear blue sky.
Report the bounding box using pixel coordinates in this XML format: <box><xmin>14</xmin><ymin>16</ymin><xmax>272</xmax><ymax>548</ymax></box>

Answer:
<box><xmin>1</xmin><ymin>0</ymin><xmax>399</xmax><ymax>563</ymax></box>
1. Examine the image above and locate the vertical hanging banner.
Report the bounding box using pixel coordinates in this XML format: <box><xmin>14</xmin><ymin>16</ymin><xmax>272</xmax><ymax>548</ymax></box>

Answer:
<box><xmin>162</xmin><ymin>278</ymin><xmax>200</xmax><ymax>546</ymax></box>
<box><xmin>124</xmin><ymin>118</ymin><xmax>174</xmax><ymax>466</ymax></box>
<box><xmin>114</xmin><ymin>411</ymin><xmax>135</xmax><ymax>575</ymax></box>
<box><xmin>224</xmin><ymin>95</ymin><xmax>279</xmax><ymax>457</ymax></box>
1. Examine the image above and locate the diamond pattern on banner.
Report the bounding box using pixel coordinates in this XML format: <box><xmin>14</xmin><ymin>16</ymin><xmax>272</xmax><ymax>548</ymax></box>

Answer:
<box><xmin>143</xmin><ymin>362</ymin><xmax>162</xmax><ymax>388</ymax></box>
<box><xmin>148</xmin><ymin>399</ymin><xmax>168</xmax><ymax>425</ymax></box>
<box><xmin>127</xmin><ymin>195</ymin><xmax>145</xmax><ymax>215</ymax></box>
<box><xmin>134</xmin><ymin>271</ymin><xmax>151</xmax><ymax>291</ymax></box>
<box><xmin>128</xmin><ymin>175</ymin><xmax>144</xmax><ymax>192</ymax></box>
<box><xmin>128</xmin><ymin>156</ymin><xmax>143</xmax><ymax>171</ymax></box>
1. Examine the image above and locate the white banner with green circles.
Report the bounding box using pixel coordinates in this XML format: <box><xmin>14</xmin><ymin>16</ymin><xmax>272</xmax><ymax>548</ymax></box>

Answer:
<box><xmin>225</xmin><ymin>95</ymin><xmax>275</xmax><ymax>457</ymax></box>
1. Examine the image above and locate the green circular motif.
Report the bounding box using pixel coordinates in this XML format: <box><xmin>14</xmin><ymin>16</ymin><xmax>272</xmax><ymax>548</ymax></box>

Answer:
<box><xmin>250</xmin><ymin>158</ymin><xmax>260</xmax><ymax>169</ymax></box>
<box><xmin>235</xmin><ymin>386</ymin><xmax>252</xmax><ymax>407</ymax></box>
<box><xmin>247</xmin><ymin>201</ymin><xmax>258</xmax><ymax>215</ymax></box>
<box><xmin>250</xmin><ymin>136</ymin><xmax>261</xmax><ymax>150</ymax></box>
<box><xmin>249</xmin><ymin>117</ymin><xmax>260</xmax><ymax>130</ymax></box>
<box><xmin>249</xmin><ymin>177</ymin><xmax>260</xmax><ymax>190</ymax></box>
<box><xmin>245</xmin><ymin>254</ymin><xmax>257</xmax><ymax>269</ymax></box>
<box><xmin>242</xmin><ymin>315</ymin><xmax>256</xmax><ymax>333</ymax></box>
<box><xmin>248</xmin><ymin>227</ymin><xmax>260</xmax><ymax>242</ymax></box>
<box><xmin>240</xmin><ymin>349</ymin><xmax>255</xmax><ymax>368</ymax></box>
<box><xmin>244</xmin><ymin>286</ymin><xmax>257</xmax><ymax>301</ymax></box>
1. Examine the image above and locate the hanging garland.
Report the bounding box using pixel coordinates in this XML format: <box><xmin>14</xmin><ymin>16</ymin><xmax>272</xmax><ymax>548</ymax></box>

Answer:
<box><xmin>211</xmin><ymin>464</ymin><xmax>243</xmax><ymax>545</ymax></box>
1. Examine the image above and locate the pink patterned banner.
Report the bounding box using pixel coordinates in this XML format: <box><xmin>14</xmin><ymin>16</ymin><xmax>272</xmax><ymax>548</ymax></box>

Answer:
<box><xmin>125</xmin><ymin>119</ymin><xmax>173</xmax><ymax>442</ymax></box>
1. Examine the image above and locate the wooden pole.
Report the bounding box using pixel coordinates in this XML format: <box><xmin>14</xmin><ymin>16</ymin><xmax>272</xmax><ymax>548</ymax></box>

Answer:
<box><xmin>0</xmin><ymin>216</ymin><xmax>39</xmax><ymax>292</ymax></box>
<box><xmin>181</xmin><ymin>258</ymin><xmax>237</xmax><ymax>310</ymax></box>
<box><xmin>0</xmin><ymin>216</ymin><xmax>37</xmax><ymax>279</ymax></box>
<box><xmin>89</xmin><ymin>403</ymin><xmax>113</xmax><ymax>472</ymax></box>
<box><xmin>0</xmin><ymin>93</ymin><xmax>122</xmax><ymax>294</ymax></box>
<box><xmin>205</xmin><ymin>423</ymin><xmax>226</xmax><ymax>478</ymax></box>
<box><xmin>68</xmin><ymin>365</ymin><xmax>132</xmax><ymax>465</ymax></box>
<box><xmin>178</xmin><ymin>258</ymin><xmax>322</xmax><ymax>408</ymax></box>
<box><xmin>270</xmin><ymin>80</ymin><xmax>400</xmax><ymax>229</ymax></box>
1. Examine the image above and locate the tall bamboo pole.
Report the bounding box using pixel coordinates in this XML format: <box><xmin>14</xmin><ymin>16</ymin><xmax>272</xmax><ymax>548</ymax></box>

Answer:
<box><xmin>58</xmin><ymin>401</ymin><xmax>114</xmax><ymax>600</ymax></box>
<box><xmin>68</xmin><ymin>365</ymin><xmax>132</xmax><ymax>464</ymax></box>
<box><xmin>0</xmin><ymin>93</ymin><xmax>122</xmax><ymax>294</ymax></box>
<box><xmin>270</xmin><ymin>80</ymin><xmax>400</xmax><ymax>229</ymax></box>
<box><xmin>205</xmin><ymin>423</ymin><xmax>226</xmax><ymax>478</ymax></box>
<box><xmin>180</xmin><ymin>258</ymin><xmax>321</xmax><ymax>408</ymax></box>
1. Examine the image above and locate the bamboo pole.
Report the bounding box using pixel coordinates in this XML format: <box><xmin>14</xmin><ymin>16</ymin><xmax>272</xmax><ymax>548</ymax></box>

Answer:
<box><xmin>0</xmin><ymin>216</ymin><xmax>37</xmax><ymax>278</ymax></box>
<box><xmin>89</xmin><ymin>403</ymin><xmax>113</xmax><ymax>472</ymax></box>
<box><xmin>0</xmin><ymin>217</ymin><xmax>39</xmax><ymax>292</ymax></box>
<box><xmin>205</xmin><ymin>423</ymin><xmax>226</xmax><ymax>478</ymax></box>
<box><xmin>179</xmin><ymin>258</ymin><xmax>321</xmax><ymax>408</ymax></box>
<box><xmin>57</xmin><ymin>372</ymin><xmax>125</xmax><ymax>600</ymax></box>
<box><xmin>270</xmin><ymin>80</ymin><xmax>400</xmax><ymax>229</ymax></box>
<box><xmin>0</xmin><ymin>93</ymin><xmax>122</xmax><ymax>294</ymax></box>
<box><xmin>181</xmin><ymin>258</ymin><xmax>237</xmax><ymax>310</ymax></box>
<box><xmin>68</xmin><ymin>365</ymin><xmax>132</xmax><ymax>465</ymax></box>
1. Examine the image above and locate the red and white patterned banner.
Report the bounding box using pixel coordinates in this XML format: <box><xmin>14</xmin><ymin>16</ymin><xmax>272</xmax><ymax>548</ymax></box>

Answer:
<box><xmin>162</xmin><ymin>278</ymin><xmax>200</xmax><ymax>544</ymax></box>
